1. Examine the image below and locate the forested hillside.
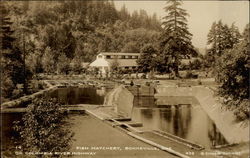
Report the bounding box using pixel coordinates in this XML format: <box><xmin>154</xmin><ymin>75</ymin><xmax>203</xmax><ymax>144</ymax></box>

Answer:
<box><xmin>3</xmin><ymin>1</ymin><xmax>162</xmax><ymax>74</ymax></box>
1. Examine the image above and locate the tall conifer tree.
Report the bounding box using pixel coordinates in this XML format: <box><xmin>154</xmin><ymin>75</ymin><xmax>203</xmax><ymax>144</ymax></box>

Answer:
<box><xmin>160</xmin><ymin>0</ymin><xmax>195</xmax><ymax>76</ymax></box>
<box><xmin>1</xmin><ymin>4</ymin><xmax>27</xmax><ymax>98</ymax></box>
<box><xmin>206</xmin><ymin>20</ymin><xmax>241</xmax><ymax>67</ymax></box>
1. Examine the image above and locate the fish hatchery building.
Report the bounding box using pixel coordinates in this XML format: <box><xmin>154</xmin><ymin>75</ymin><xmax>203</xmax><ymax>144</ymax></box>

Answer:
<box><xmin>90</xmin><ymin>52</ymin><xmax>140</xmax><ymax>74</ymax></box>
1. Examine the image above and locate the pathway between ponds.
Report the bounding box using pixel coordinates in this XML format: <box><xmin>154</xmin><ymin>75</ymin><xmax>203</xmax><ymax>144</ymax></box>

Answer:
<box><xmin>69</xmin><ymin>114</ymin><xmax>178</xmax><ymax>158</ymax></box>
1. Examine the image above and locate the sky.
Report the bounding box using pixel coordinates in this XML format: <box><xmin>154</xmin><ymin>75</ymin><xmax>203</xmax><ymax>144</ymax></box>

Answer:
<box><xmin>114</xmin><ymin>1</ymin><xmax>249</xmax><ymax>49</ymax></box>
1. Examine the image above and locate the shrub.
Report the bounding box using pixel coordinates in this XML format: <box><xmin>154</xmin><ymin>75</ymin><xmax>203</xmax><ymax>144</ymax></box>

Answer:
<box><xmin>185</xmin><ymin>71</ymin><xmax>193</xmax><ymax>79</ymax></box>
<box><xmin>14</xmin><ymin>98</ymin><xmax>74</xmax><ymax>156</ymax></box>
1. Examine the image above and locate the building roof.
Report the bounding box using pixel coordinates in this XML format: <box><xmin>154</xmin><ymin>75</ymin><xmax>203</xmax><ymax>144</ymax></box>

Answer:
<box><xmin>90</xmin><ymin>58</ymin><xmax>109</xmax><ymax>67</ymax></box>
<box><xmin>90</xmin><ymin>58</ymin><xmax>138</xmax><ymax>67</ymax></box>
<box><xmin>99</xmin><ymin>52</ymin><xmax>140</xmax><ymax>56</ymax></box>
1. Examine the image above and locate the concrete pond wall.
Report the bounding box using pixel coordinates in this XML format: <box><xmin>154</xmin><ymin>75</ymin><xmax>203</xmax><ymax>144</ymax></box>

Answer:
<box><xmin>126</xmin><ymin>85</ymin><xmax>155</xmax><ymax>97</ymax></box>
<box><xmin>107</xmin><ymin>84</ymin><xmax>249</xmax><ymax>144</ymax></box>
<box><xmin>104</xmin><ymin>85</ymin><xmax>134</xmax><ymax>118</ymax></box>
<box><xmin>155</xmin><ymin>85</ymin><xmax>249</xmax><ymax>144</ymax></box>
<box><xmin>1</xmin><ymin>86</ymin><xmax>58</xmax><ymax>109</ymax></box>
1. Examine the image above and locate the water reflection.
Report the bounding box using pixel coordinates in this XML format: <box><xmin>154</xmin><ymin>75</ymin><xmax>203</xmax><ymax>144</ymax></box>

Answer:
<box><xmin>132</xmin><ymin>96</ymin><xmax>228</xmax><ymax>148</ymax></box>
<box><xmin>172</xmin><ymin>106</ymin><xmax>188</xmax><ymax>138</ymax></box>
<box><xmin>1</xmin><ymin>87</ymin><xmax>109</xmax><ymax>156</ymax></box>
<box><xmin>134</xmin><ymin>97</ymin><xmax>156</xmax><ymax>108</ymax></box>
<box><xmin>208</xmin><ymin>119</ymin><xmax>228</xmax><ymax>147</ymax></box>
<box><xmin>141</xmin><ymin>109</ymin><xmax>153</xmax><ymax>119</ymax></box>
<box><xmin>48</xmin><ymin>87</ymin><xmax>108</xmax><ymax>105</ymax></box>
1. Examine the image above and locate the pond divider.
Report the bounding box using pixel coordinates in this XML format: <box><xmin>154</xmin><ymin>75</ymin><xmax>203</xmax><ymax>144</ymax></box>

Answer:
<box><xmin>1</xmin><ymin>108</ymin><xmax>27</xmax><ymax>113</ymax></box>
<box><xmin>108</xmin><ymin>118</ymin><xmax>143</xmax><ymax>133</ymax></box>
<box><xmin>126</xmin><ymin>85</ymin><xmax>155</xmax><ymax>97</ymax></box>
<box><xmin>85</xmin><ymin>109</ymin><xmax>110</xmax><ymax>121</ymax></box>
<box><xmin>152</xmin><ymin>130</ymin><xmax>204</xmax><ymax>150</ymax></box>
<box><xmin>104</xmin><ymin>118</ymin><xmax>193</xmax><ymax>158</ymax></box>
<box><xmin>1</xmin><ymin>79</ymin><xmax>106</xmax><ymax>110</ymax></box>
<box><xmin>211</xmin><ymin>143</ymin><xmax>237</xmax><ymax>149</ymax></box>
<box><xmin>1</xmin><ymin>85</ymin><xmax>58</xmax><ymax>109</ymax></box>
<box><xmin>127</xmin><ymin>132</ymin><xmax>191</xmax><ymax>158</ymax></box>
<box><xmin>0</xmin><ymin>104</ymin><xmax>96</xmax><ymax>114</ymax></box>
<box><xmin>86</xmin><ymin>99</ymin><xmax>198</xmax><ymax>157</ymax></box>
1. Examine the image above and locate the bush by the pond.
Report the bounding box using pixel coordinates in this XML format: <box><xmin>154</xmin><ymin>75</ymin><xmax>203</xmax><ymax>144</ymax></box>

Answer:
<box><xmin>13</xmin><ymin>98</ymin><xmax>74</xmax><ymax>156</ymax></box>
<box><xmin>224</xmin><ymin>98</ymin><xmax>249</xmax><ymax>121</ymax></box>
<box><xmin>185</xmin><ymin>71</ymin><xmax>198</xmax><ymax>79</ymax></box>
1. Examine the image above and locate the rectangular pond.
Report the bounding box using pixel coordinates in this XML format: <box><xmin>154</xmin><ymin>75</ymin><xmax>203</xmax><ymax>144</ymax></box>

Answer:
<box><xmin>0</xmin><ymin>86</ymin><xmax>112</xmax><ymax>152</ymax></box>
<box><xmin>48</xmin><ymin>87</ymin><xmax>110</xmax><ymax>105</ymax></box>
<box><xmin>132</xmin><ymin>96</ymin><xmax>229</xmax><ymax>149</ymax></box>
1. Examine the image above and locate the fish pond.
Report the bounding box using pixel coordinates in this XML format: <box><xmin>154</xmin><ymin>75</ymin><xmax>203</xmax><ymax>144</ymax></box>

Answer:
<box><xmin>132</xmin><ymin>96</ymin><xmax>229</xmax><ymax>149</ymax></box>
<box><xmin>1</xmin><ymin>86</ymin><xmax>231</xmax><ymax>154</ymax></box>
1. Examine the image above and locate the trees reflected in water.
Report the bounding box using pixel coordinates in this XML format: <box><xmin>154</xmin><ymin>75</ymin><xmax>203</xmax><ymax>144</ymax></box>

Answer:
<box><xmin>133</xmin><ymin>96</ymin><xmax>229</xmax><ymax>148</ymax></box>
<box><xmin>49</xmin><ymin>87</ymin><xmax>105</xmax><ymax>105</ymax></box>
<box><xmin>172</xmin><ymin>105</ymin><xmax>192</xmax><ymax>138</ymax></box>
<box><xmin>141</xmin><ymin>109</ymin><xmax>153</xmax><ymax>119</ymax></box>
<box><xmin>158</xmin><ymin>105</ymin><xmax>192</xmax><ymax>138</ymax></box>
<box><xmin>208</xmin><ymin>120</ymin><xmax>228</xmax><ymax>147</ymax></box>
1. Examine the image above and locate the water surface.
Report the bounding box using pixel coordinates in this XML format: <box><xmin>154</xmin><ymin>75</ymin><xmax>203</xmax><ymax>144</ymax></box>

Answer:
<box><xmin>48</xmin><ymin>87</ymin><xmax>110</xmax><ymax>105</ymax></box>
<box><xmin>132</xmin><ymin>96</ymin><xmax>228</xmax><ymax>148</ymax></box>
<box><xmin>1</xmin><ymin>86</ymin><xmax>110</xmax><ymax>152</ymax></box>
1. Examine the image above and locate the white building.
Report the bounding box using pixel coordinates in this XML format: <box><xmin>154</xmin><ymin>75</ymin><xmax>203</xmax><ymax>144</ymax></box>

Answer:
<box><xmin>90</xmin><ymin>52</ymin><xmax>140</xmax><ymax>74</ymax></box>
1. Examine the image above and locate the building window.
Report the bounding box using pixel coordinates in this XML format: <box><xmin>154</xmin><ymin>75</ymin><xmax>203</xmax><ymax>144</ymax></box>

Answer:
<box><xmin>128</xmin><ymin>56</ymin><xmax>132</xmax><ymax>59</ymax></box>
<box><xmin>121</xmin><ymin>55</ymin><xmax>125</xmax><ymax>59</ymax></box>
<box><xmin>98</xmin><ymin>55</ymin><xmax>102</xmax><ymax>59</ymax></box>
<box><xmin>106</xmin><ymin>55</ymin><xmax>111</xmax><ymax>59</ymax></box>
<box><xmin>125</xmin><ymin>66</ymin><xmax>129</xmax><ymax>69</ymax></box>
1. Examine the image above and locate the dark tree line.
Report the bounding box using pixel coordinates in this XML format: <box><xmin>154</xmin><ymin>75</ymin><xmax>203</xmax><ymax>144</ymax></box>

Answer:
<box><xmin>203</xmin><ymin>21</ymin><xmax>242</xmax><ymax>68</ymax></box>
<box><xmin>2</xmin><ymin>1</ymin><xmax>162</xmax><ymax>71</ymax></box>
<box><xmin>1</xmin><ymin>1</ymin><xmax>162</xmax><ymax>101</ymax></box>
<box><xmin>1</xmin><ymin>4</ymin><xmax>32</xmax><ymax>101</ymax></box>
<box><xmin>204</xmin><ymin>20</ymin><xmax>249</xmax><ymax>120</ymax></box>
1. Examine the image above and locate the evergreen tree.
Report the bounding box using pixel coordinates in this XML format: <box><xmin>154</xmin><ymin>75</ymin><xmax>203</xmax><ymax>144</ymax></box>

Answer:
<box><xmin>129</xmin><ymin>11</ymin><xmax>140</xmax><ymax>29</ymax></box>
<box><xmin>242</xmin><ymin>23</ymin><xmax>249</xmax><ymax>43</ymax></box>
<box><xmin>206</xmin><ymin>20</ymin><xmax>241</xmax><ymax>67</ymax></box>
<box><xmin>137</xmin><ymin>44</ymin><xmax>158</xmax><ymax>73</ymax></box>
<box><xmin>207</xmin><ymin>21</ymin><xmax>223</xmax><ymax>65</ymax></box>
<box><xmin>229</xmin><ymin>23</ymin><xmax>241</xmax><ymax>47</ymax></box>
<box><xmin>119</xmin><ymin>5</ymin><xmax>130</xmax><ymax>21</ymax></box>
<box><xmin>215</xmin><ymin>24</ymin><xmax>249</xmax><ymax>120</ymax></box>
<box><xmin>57</xmin><ymin>53</ymin><xmax>71</xmax><ymax>75</ymax></box>
<box><xmin>1</xmin><ymin>4</ymin><xmax>28</xmax><ymax>99</ymax></box>
<box><xmin>121</xmin><ymin>42</ymin><xmax>140</xmax><ymax>53</ymax></box>
<box><xmin>41</xmin><ymin>47</ymin><xmax>55</xmax><ymax>73</ymax></box>
<box><xmin>160</xmin><ymin>0</ymin><xmax>196</xmax><ymax>76</ymax></box>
